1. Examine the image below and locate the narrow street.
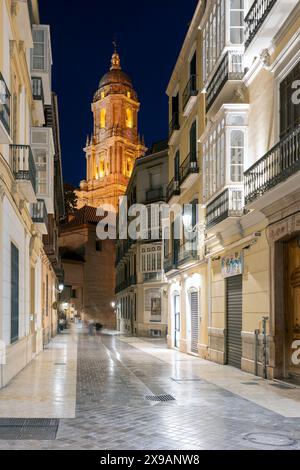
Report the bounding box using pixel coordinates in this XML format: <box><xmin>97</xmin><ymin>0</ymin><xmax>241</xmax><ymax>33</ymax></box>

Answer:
<box><xmin>0</xmin><ymin>327</ymin><xmax>299</xmax><ymax>450</ymax></box>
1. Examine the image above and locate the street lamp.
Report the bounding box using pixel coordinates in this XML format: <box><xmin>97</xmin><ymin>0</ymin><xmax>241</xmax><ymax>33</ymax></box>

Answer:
<box><xmin>59</xmin><ymin>283</ymin><xmax>64</xmax><ymax>293</ymax></box>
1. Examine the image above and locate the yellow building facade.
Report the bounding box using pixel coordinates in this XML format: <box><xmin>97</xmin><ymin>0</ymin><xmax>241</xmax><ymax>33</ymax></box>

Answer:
<box><xmin>77</xmin><ymin>50</ymin><xmax>146</xmax><ymax>211</ymax></box>
<box><xmin>165</xmin><ymin>0</ymin><xmax>300</xmax><ymax>383</ymax></box>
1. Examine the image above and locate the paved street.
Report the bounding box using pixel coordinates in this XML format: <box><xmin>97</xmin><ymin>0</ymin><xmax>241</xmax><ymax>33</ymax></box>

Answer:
<box><xmin>0</xmin><ymin>327</ymin><xmax>300</xmax><ymax>450</ymax></box>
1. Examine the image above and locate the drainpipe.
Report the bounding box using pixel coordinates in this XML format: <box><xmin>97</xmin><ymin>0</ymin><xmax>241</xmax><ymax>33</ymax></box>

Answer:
<box><xmin>262</xmin><ymin>316</ymin><xmax>269</xmax><ymax>379</ymax></box>
<box><xmin>254</xmin><ymin>329</ymin><xmax>260</xmax><ymax>376</ymax></box>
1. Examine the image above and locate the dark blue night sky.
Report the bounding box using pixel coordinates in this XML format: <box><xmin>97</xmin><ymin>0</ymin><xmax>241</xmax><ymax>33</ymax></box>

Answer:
<box><xmin>39</xmin><ymin>0</ymin><xmax>198</xmax><ymax>186</ymax></box>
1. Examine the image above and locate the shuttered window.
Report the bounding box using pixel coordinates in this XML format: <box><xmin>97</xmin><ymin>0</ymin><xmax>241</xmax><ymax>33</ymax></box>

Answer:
<box><xmin>11</xmin><ymin>243</ymin><xmax>19</xmax><ymax>344</ymax></box>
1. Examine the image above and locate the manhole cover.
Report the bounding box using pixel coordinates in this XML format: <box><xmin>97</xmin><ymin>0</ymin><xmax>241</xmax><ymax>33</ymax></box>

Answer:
<box><xmin>146</xmin><ymin>394</ymin><xmax>176</xmax><ymax>402</ymax></box>
<box><xmin>244</xmin><ymin>433</ymin><xmax>296</xmax><ymax>447</ymax></box>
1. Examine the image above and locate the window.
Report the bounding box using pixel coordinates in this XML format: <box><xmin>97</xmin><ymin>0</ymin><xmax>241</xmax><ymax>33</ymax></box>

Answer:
<box><xmin>280</xmin><ymin>61</ymin><xmax>300</xmax><ymax>138</ymax></box>
<box><xmin>203</xmin><ymin>0</ymin><xmax>226</xmax><ymax>82</ymax></box>
<box><xmin>230</xmin><ymin>130</ymin><xmax>244</xmax><ymax>182</ymax></box>
<box><xmin>72</xmin><ymin>289</ymin><xmax>77</xmax><ymax>299</ymax></box>
<box><xmin>11</xmin><ymin>243</ymin><xmax>19</xmax><ymax>344</ymax></box>
<box><xmin>126</xmin><ymin>108</ymin><xmax>133</xmax><ymax>128</ymax></box>
<box><xmin>96</xmin><ymin>240</ymin><xmax>102</xmax><ymax>252</ymax></box>
<box><xmin>141</xmin><ymin>245</ymin><xmax>162</xmax><ymax>273</ymax></box>
<box><xmin>35</xmin><ymin>149</ymin><xmax>47</xmax><ymax>194</ymax></box>
<box><xmin>190</xmin><ymin>121</ymin><xmax>197</xmax><ymax>160</ymax></box>
<box><xmin>204</xmin><ymin>120</ymin><xmax>225</xmax><ymax>200</ymax></box>
<box><xmin>230</xmin><ymin>0</ymin><xmax>244</xmax><ymax>45</ymax></box>
<box><xmin>151</xmin><ymin>298</ymin><xmax>161</xmax><ymax>317</ymax></box>
<box><xmin>32</xmin><ymin>29</ymin><xmax>46</xmax><ymax>70</ymax></box>
<box><xmin>174</xmin><ymin>151</ymin><xmax>180</xmax><ymax>181</ymax></box>
<box><xmin>100</xmin><ymin>108</ymin><xmax>106</xmax><ymax>129</ymax></box>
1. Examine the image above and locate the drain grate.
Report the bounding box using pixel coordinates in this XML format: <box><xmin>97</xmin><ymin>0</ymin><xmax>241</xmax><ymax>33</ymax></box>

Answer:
<box><xmin>244</xmin><ymin>432</ymin><xmax>297</xmax><ymax>447</ymax></box>
<box><xmin>146</xmin><ymin>394</ymin><xmax>176</xmax><ymax>402</ymax></box>
<box><xmin>241</xmin><ymin>381</ymin><xmax>261</xmax><ymax>386</ymax></box>
<box><xmin>0</xmin><ymin>418</ymin><xmax>59</xmax><ymax>441</ymax></box>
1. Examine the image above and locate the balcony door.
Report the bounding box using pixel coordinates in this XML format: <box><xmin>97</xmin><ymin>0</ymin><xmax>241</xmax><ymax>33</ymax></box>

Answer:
<box><xmin>280</xmin><ymin>61</ymin><xmax>300</xmax><ymax>138</ymax></box>
<box><xmin>190</xmin><ymin>121</ymin><xmax>197</xmax><ymax>162</ymax></box>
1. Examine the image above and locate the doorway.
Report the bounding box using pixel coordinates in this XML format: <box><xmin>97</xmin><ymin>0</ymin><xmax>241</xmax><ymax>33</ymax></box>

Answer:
<box><xmin>226</xmin><ymin>275</ymin><xmax>243</xmax><ymax>369</ymax></box>
<box><xmin>189</xmin><ymin>289</ymin><xmax>199</xmax><ymax>354</ymax></box>
<box><xmin>174</xmin><ymin>294</ymin><xmax>180</xmax><ymax>349</ymax></box>
<box><xmin>285</xmin><ymin>237</ymin><xmax>300</xmax><ymax>380</ymax></box>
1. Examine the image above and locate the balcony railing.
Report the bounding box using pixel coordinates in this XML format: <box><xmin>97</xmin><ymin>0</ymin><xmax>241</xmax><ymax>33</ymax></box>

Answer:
<box><xmin>182</xmin><ymin>75</ymin><xmax>198</xmax><ymax>111</ymax></box>
<box><xmin>244</xmin><ymin>125</ymin><xmax>300</xmax><ymax>204</ymax></box>
<box><xmin>32</xmin><ymin>77</ymin><xmax>44</xmax><ymax>102</ymax></box>
<box><xmin>179</xmin><ymin>152</ymin><xmax>199</xmax><ymax>185</ymax></box>
<box><xmin>178</xmin><ymin>242</ymin><xmax>199</xmax><ymax>266</ymax></box>
<box><xmin>0</xmin><ymin>72</ymin><xmax>11</xmax><ymax>135</ymax></box>
<box><xmin>169</xmin><ymin>112</ymin><xmax>180</xmax><ymax>139</ymax></box>
<box><xmin>245</xmin><ymin>0</ymin><xmax>277</xmax><ymax>49</ymax></box>
<box><xmin>146</xmin><ymin>187</ymin><xmax>165</xmax><ymax>203</ymax></box>
<box><xmin>143</xmin><ymin>272</ymin><xmax>163</xmax><ymax>283</ymax></box>
<box><xmin>206</xmin><ymin>187</ymin><xmax>244</xmax><ymax>229</ymax></box>
<box><xmin>167</xmin><ymin>177</ymin><xmax>180</xmax><ymax>202</ymax></box>
<box><xmin>206</xmin><ymin>51</ymin><xmax>244</xmax><ymax>112</ymax></box>
<box><xmin>115</xmin><ymin>275</ymin><xmax>137</xmax><ymax>294</ymax></box>
<box><xmin>31</xmin><ymin>199</ymin><xmax>48</xmax><ymax>227</ymax></box>
<box><xmin>10</xmin><ymin>144</ymin><xmax>36</xmax><ymax>193</ymax></box>
<box><xmin>164</xmin><ymin>254</ymin><xmax>176</xmax><ymax>273</ymax></box>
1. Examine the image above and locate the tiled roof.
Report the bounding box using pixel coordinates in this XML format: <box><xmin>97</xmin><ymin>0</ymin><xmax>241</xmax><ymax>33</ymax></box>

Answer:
<box><xmin>61</xmin><ymin>205</ymin><xmax>104</xmax><ymax>230</ymax></box>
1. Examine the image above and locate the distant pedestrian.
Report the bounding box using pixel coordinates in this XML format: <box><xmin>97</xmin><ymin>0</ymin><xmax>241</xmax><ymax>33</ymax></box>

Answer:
<box><xmin>95</xmin><ymin>323</ymin><xmax>103</xmax><ymax>336</ymax></box>
<box><xmin>88</xmin><ymin>320</ymin><xmax>95</xmax><ymax>336</ymax></box>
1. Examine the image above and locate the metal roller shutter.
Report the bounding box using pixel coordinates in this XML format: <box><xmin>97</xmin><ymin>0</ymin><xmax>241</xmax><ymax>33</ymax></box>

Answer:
<box><xmin>226</xmin><ymin>275</ymin><xmax>242</xmax><ymax>369</ymax></box>
<box><xmin>190</xmin><ymin>291</ymin><xmax>199</xmax><ymax>354</ymax></box>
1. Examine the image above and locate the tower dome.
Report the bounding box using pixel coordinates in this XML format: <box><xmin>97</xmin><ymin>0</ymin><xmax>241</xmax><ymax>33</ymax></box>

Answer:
<box><xmin>98</xmin><ymin>49</ymin><xmax>133</xmax><ymax>89</ymax></box>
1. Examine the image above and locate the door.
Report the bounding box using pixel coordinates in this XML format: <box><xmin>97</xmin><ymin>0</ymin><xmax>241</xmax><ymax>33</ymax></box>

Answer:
<box><xmin>11</xmin><ymin>243</ymin><xmax>19</xmax><ymax>344</ymax></box>
<box><xmin>174</xmin><ymin>294</ymin><xmax>180</xmax><ymax>349</ymax></box>
<box><xmin>190</xmin><ymin>290</ymin><xmax>199</xmax><ymax>354</ymax></box>
<box><xmin>226</xmin><ymin>275</ymin><xmax>243</xmax><ymax>368</ymax></box>
<box><xmin>285</xmin><ymin>238</ymin><xmax>300</xmax><ymax>379</ymax></box>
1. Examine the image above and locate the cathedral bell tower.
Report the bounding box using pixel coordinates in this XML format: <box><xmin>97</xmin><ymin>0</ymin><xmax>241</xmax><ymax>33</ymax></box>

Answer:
<box><xmin>77</xmin><ymin>47</ymin><xmax>146</xmax><ymax>211</ymax></box>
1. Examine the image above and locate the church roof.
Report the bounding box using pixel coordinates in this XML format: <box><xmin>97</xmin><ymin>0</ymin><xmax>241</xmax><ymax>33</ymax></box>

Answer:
<box><xmin>98</xmin><ymin>49</ymin><xmax>133</xmax><ymax>89</ymax></box>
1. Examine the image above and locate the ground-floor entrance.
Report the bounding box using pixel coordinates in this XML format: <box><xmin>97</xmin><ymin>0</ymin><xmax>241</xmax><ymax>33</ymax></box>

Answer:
<box><xmin>226</xmin><ymin>275</ymin><xmax>243</xmax><ymax>369</ymax></box>
<box><xmin>174</xmin><ymin>294</ymin><xmax>180</xmax><ymax>349</ymax></box>
<box><xmin>285</xmin><ymin>237</ymin><xmax>300</xmax><ymax>381</ymax></box>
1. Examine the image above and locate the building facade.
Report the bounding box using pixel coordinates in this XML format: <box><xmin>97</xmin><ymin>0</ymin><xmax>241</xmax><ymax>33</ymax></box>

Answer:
<box><xmin>59</xmin><ymin>206</ymin><xmax>116</xmax><ymax>329</ymax></box>
<box><xmin>164</xmin><ymin>0</ymin><xmax>300</xmax><ymax>383</ymax></box>
<box><xmin>76</xmin><ymin>48</ymin><xmax>146</xmax><ymax>211</ymax></box>
<box><xmin>0</xmin><ymin>0</ymin><xmax>63</xmax><ymax>388</ymax></box>
<box><xmin>116</xmin><ymin>141</ymin><xmax>169</xmax><ymax>337</ymax></box>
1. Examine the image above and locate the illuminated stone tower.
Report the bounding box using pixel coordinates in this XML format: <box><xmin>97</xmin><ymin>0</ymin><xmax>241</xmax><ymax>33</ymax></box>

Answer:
<box><xmin>77</xmin><ymin>47</ymin><xmax>146</xmax><ymax>210</ymax></box>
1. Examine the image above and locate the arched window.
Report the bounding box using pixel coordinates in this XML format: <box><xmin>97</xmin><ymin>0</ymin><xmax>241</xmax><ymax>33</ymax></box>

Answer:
<box><xmin>127</xmin><ymin>158</ymin><xmax>133</xmax><ymax>176</ymax></box>
<box><xmin>126</xmin><ymin>108</ymin><xmax>133</xmax><ymax>128</ymax></box>
<box><xmin>100</xmin><ymin>108</ymin><xmax>106</xmax><ymax>129</ymax></box>
<box><xmin>99</xmin><ymin>160</ymin><xmax>105</xmax><ymax>178</ymax></box>
<box><xmin>230</xmin><ymin>130</ymin><xmax>244</xmax><ymax>182</ymax></box>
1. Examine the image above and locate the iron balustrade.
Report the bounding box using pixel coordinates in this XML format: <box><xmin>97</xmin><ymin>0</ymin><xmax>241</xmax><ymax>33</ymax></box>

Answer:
<box><xmin>10</xmin><ymin>144</ymin><xmax>37</xmax><ymax>193</ymax></box>
<box><xmin>32</xmin><ymin>77</ymin><xmax>44</xmax><ymax>102</ymax></box>
<box><xmin>167</xmin><ymin>177</ymin><xmax>180</xmax><ymax>202</ymax></box>
<box><xmin>164</xmin><ymin>254</ymin><xmax>176</xmax><ymax>273</ymax></box>
<box><xmin>206</xmin><ymin>187</ymin><xmax>244</xmax><ymax>229</ymax></box>
<box><xmin>182</xmin><ymin>75</ymin><xmax>198</xmax><ymax>111</ymax></box>
<box><xmin>143</xmin><ymin>272</ymin><xmax>163</xmax><ymax>282</ymax></box>
<box><xmin>31</xmin><ymin>199</ymin><xmax>48</xmax><ymax>227</ymax></box>
<box><xmin>206</xmin><ymin>51</ymin><xmax>244</xmax><ymax>112</ymax></box>
<box><xmin>245</xmin><ymin>0</ymin><xmax>277</xmax><ymax>49</ymax></box>
<box><xmin>179</xmin><ymin>152</ymin><xmax>199</xmax><ymax>185</ymax></box>
<box><xmin>0</xmin><ymin>72</ymin><xmax>11</xmax><ymax>135</ymax></box>
<box><xmin>146</xmin><ymin>187</ymin><xmax>165</xmax><ymax>203</ymax></box>
<box><xmin>178</xmin><ymin>242</ymin><xmax>199</xmax><ymax>265</ymax></box>
<box><xmin>244</xmin><ymin>125</ymin><xmax>300</xmax><ymax>204</ymax></box>
<box><xmin>169</xmin><ymin>112</ymin><xmax>180</xmax><ymax>138</ymax></box>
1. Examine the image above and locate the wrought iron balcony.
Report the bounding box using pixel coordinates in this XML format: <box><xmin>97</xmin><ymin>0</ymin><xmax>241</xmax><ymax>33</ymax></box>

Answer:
<box><xmin>31</xmin><ymin>199</ymin><xmax>48</xmax><ymax>234</ymax></box>
<box><xmin>10</xmin><ymin>144</ymin><xmax>37</xmax><ymax>201</ymax></box>
<box><xmin>32</xmin><ymin>77</ymin><xmax>44</xmax><ymax>102</ymax></box>
<box><xmin>0</xmin><ymin>72</ymin><xmax>11</xmax><ymax>140</ymax></box>
<box><xmin>167</xmin><ymin>177</ymin><xmax>181</xmax><ymax>202</ymax></box>
<box><xmin>146</xmin><ymin>187</ymin><xmax>165</xmax><ymax>203</ymax></box>
<box><xmin>143</xmin><ymin>272</ymin><xmax>163</xmax><ymax>283</ymax></box>
<box><xmin>182</xmin><ymin>75</ymin><xmax>198</xmax><ymax>115</ymax></box>
<box><xmin>178</xmin><ymin>242</ymin><xmax>199</xmax><ymax>266</ymax></box>
<box><xmin>179</xmin><ymin>152</ymin><xmax>199</xmax><ymax>186</ymax></box>
<box><xmin>244</xmin><ymin>125</ymin><xmax>300</xmax><ymax>205</ymax></box>
<box><xmin>169</xmin><ymin>113</ymin><xmax>180</xmax><ymax>139</ymax></box>
<box><xmin>206</xmin><ymin>51</ymin><xmax>244</xmax><ymax>112</ymax></box>
<box><xmin>164</xmin><ymin>254</ymin><xmax>177</xmax><ymax>273</ymax></box>
<box><xmin>245</xmin><ymin>0</ymin><xmax>277</xmax><ymax>49</ymax></box>
<box><xmin>206</xmin><ymin>187</ymin><xmax>244</xmax><ymax>230</ymax></box>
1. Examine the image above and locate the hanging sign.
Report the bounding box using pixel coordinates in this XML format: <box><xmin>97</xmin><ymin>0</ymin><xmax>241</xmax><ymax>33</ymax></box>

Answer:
<box><xmin>221</xmin><ymin>252</ymin><xmax>243</xmax><ymax>278</ymax></box>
